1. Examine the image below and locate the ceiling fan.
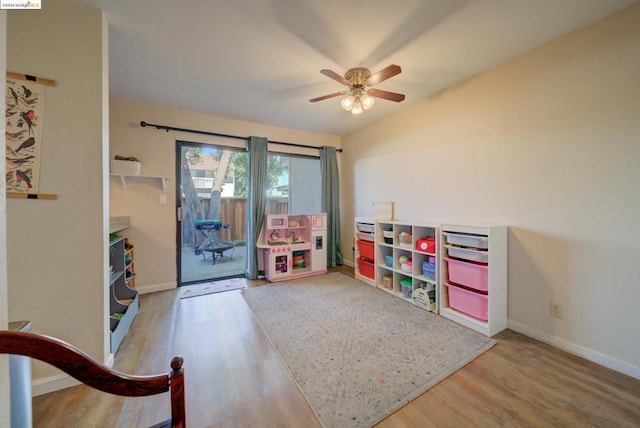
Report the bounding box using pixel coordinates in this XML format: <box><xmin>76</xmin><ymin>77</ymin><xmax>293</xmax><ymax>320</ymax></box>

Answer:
<box><xmin>309</xmin><ymin>64</ymin><xmax>405</xmax><ymax>115</ymax></box>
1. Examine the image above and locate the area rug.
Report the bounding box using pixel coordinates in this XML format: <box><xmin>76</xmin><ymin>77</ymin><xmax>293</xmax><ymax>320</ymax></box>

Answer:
<box><xmin>179</xmin><ymin>278</ymin><xmax>246</xmax><ymax>299</ymax></box>
<box><xmin>242</xmin><ymin>272</ymin><xmax>495</xmax><ymax>428</ymax></box>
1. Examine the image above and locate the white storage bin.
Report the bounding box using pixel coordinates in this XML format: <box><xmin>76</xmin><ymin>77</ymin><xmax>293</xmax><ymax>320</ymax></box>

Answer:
<box><xmin>357</xmin><ymin>223</ymin><xmax>375</xmax><ymax>233</ymax></box>
<box><xmin>399</xmin><ymin>232</ymin><xmax>412</xmax><ymax>249</ymax></box>
<box><xmin>444</xmin><ymin>232</ymin><xmax>488</xmax><ymax>249</ymax></box>
<box><xmin>446</xmin><ymin>246</ymin><xmax>489</xmax><ymax>263</ymax></box>
<box><xmin>357</xmin><ymin>232</ymin><xmax>375</xmax><ymax>242</ymax></box>
<box><xmin>110</xmin><ymin>159</ymin><xmax>141</xmax><ymax>175</ymax></box>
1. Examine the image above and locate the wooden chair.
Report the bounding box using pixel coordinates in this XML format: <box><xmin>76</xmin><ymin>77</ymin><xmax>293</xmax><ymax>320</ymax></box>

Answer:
<box><xmin>0</xmin><ymin>330</ymin><xmax>186</xmax><ymax>427</ymax></box>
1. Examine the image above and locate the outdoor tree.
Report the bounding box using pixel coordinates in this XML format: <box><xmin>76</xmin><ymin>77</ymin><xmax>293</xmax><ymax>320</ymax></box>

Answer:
<box><xmin>181</xmin><ymin>146</ymin><xmax>283</xmax><ymax>232</ymax></box>
<box><xmin>230</xmin><ymin>152</ymin><xmax>282</xmax><ymax>197</ymax></box>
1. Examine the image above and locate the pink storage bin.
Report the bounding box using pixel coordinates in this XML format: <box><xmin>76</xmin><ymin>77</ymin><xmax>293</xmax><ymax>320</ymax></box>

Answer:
<box><xmin>445</xmin><ymin>257</ymin><xmax>488</xmax><ymax>292</ymax></box>
<box><xmin>446</xmin><ymin>283</ymin><xmax>488</xmax><ymax>321</ymax></box>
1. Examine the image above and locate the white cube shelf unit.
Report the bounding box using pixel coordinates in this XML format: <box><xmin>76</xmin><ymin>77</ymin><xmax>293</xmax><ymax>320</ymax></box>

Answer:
<box><xmin>354</xmin><ymin>217</ymin><xmax>376</xmax><ymax>285</ymax></box>
<box><xmin>374</xmin><ymin>220</ymin><xmax>440</xmax><ymax>312</ymax></box>
<box><xmin>439</xmin><ymin>224</ymin><xmax>507</xmax><ymax>337</ymax></box>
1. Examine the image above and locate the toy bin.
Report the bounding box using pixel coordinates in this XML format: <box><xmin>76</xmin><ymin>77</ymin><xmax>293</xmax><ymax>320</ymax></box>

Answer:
<box><xmin>445</xmin><ymin>282</ymin><xmax>488</xmax><ymax>321</ymax></box>
<box><xmin>401</xmin><ymin>278</ymin><xmax>412</xmax><ymax>298</ymax></box>
<box><xmin>447</xmin><ymin>246</ymin><xmax>489</xmax><ymax>263</ymax></box>
<box><xmin>357</xmin><ymin>232</ymin><xmax>375</xmax><ymax>242</ymax></box>
<box><xmin>357</xmin><ymin>240</ymin><xmax>374</xmax><ymax>261</ymax></box>
<box><xmin>444</xmin><ymin>257</ymin><xmax>488</xmax><ymax>292</ymax></box>
<box><xmin>358</xmin><ymin>258</ymin><xmax>374</xmax><ymax>279</ymax></box>
<box><xmin>422</xmin><ymin>258</ymin><xmax>436</xmax><ymax>281</ymax></box>
<box><xmin>381</xmin><ymin>275</ymin><xmax>393</xmax><ymax>290</ymax></box>
<box><xmin>399</xmin><ymin>232</ymin><xmax>412</xmax><ymax>249</ymax></box>
<box><xmin>416</xmin><ymin>237</ymin><xmax>436</xmax><ymax>253</ymax></box>
<box><xmin>357</xmin><ymin>223</ymin><xmax>374</xmax><ymax>233</ymax></box>
<box><xmin>110</xmin><ymin>159</ymin><xmax>141</xmax><ymax>175</ymax></box>
<box><xmin>444</xmin><ymin>233</ymin><xmax>488</xmax><ymax>249</ymax></box>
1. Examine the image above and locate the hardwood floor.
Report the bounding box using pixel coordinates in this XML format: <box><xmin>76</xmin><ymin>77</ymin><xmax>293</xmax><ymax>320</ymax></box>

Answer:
<box><xmin>33</xmin><ymin>267</ymin><xmax>640</xmax><ymax>427</ymax></box>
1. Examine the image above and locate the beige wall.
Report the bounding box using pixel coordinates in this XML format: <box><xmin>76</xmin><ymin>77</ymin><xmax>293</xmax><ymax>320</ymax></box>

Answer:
<box><xmin>3</xmin><ymin>2</ymin><xmax>635</xmax><ymax>409</ymax></box>
<box><xmin>7</xmin><ymin>1</ymin><xmax>107</xmax><ymax>387</ymax></box>
<box><xmin>109</xmin><ymin>98</ymin><xmax>340</xmax><ymax>291</ymax></box>
<box><xmin>342</xmin><ymin>3</ymin><xmax>640</xmax><ymax>375</ymax></box>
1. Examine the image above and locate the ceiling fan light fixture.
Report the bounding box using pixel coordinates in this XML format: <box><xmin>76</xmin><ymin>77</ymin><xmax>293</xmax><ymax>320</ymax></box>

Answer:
<box><xmin>310</xmin><ymin>64</ymin><xmax>404</xmax><ymax>114</ymax></box>
<box><xmin>350</xmin><ymin>96</ymin><xmax>364</xmax><ymax>115</ymax></box>
<box><xmin>341</xmin><ymin>95</ymin><xmax>355</xmax><ymax>111</ymax></box>
<box><xmin>362</xmin><ymin>93</ymin><xmax>375</xmax><ymax>110</ymax></box>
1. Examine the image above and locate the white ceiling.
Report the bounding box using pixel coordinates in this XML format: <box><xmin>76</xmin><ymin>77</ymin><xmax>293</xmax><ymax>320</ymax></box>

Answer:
<box><xmin>91</xmin><ymin>0</ymin><xmax>636</xmax><ymax>136</ymax></box>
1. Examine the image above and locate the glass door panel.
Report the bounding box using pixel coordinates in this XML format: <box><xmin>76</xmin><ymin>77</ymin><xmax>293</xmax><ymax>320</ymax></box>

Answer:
<box><xmin>265</xmin><ymin>154</ymin><xmax>321</xmax><ymax>215</ymax></box>
<box><xmin>177</xmin><ymin>141</ymin><xmax>247</xmax><ymax>284</ymax></box>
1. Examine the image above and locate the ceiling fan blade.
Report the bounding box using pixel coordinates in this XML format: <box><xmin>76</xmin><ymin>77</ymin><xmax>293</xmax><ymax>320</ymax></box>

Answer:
<box><xmin>368</xmin><ymin>88</ymin><xmax>405</xmax><ymax>102</ymax></box>
<box><xmin>309</xmin><ymin>91</ymin><xmax>347</xmax><ymax>103</ymax></box>
<box><xmin>365</xmin><ymin>64</ymin><xmax>402</xmax><ymax>86</ymax></box>
<box><xmin>320</xmin><ymin>69</ymin><xmax>351</xmax><ymax>86</ymax></box>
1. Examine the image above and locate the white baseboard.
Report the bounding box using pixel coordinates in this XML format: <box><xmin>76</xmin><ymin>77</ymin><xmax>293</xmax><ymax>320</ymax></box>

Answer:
<box><xmin>32</xmin><ymin>354</ymin><xmax>116</xmax><ymax>397</ymax></box>
<box><xmin>507</xmin><ymin>320</ymin><xmax>640</xmax><ymax>380</ymax></box>
<box><xmin>136</xmin><ymin>281</ymin><xmax>176</xmax><ymax>295</ymax></box>
<box><xmin>343</xmin><ymin>259</ymin><xmax>354</xmax><ymax>268</ymax></box>
<box><xmin>30</xmin><ymin>283</ymin><xmax>175</xmax><ymax>396</ymax></box>
<box><xmin>32</xmin><ymin>373</ymin><xmax>80</xmax><ymax>397</ymax></box>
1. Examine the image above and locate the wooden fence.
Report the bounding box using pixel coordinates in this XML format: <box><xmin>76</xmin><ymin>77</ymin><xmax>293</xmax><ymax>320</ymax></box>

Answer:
<box><xmin>182</xmin><ymin>196</ymin><xmax>288</xmax><ymax>246</ymax></box>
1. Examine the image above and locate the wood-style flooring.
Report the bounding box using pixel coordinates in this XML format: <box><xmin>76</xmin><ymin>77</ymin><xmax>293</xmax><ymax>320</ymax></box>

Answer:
<box><xmin>33</xmin><ymin>267</ymin><xmax>640</xmax><ymax>427</ymax></box>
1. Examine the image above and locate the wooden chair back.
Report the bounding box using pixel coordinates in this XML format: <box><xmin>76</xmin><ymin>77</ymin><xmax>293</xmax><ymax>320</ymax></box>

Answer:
<box><xmin>0</xmin><ymin>330</ymin><xmax>186</xmax><ymax>427</ymax></box>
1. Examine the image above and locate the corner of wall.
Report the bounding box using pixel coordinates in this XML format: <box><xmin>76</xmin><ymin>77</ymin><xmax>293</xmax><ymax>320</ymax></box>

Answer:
<box><xmin>0</xmin><ymin>10</ymin><xmax>10</xmax><ymax>427</ymax></box>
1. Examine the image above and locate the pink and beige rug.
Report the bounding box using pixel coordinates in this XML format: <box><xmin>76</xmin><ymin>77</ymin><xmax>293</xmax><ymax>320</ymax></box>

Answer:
<box><xmin>242</xmin><ymin>272</ymin><xmax>495</xmax><ymax>428</ymax></box>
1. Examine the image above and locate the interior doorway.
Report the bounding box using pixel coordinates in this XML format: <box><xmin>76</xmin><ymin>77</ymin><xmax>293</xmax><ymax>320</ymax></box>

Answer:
<box><xmin>176</xmin><ymin>141</ymin><xmax>248</xmax><ymax>285</ymax></box>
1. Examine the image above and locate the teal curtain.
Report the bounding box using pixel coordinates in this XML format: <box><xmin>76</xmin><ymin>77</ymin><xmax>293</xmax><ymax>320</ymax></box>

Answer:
<box><xmin>245</xmin><ymin>136</ymin><xmax>268</xmax><ymax>279</ymax></box>
<box><xmin>320</xmin><ymin>146</ymin><xmax>343</xmax><ymax>266</ymax></box>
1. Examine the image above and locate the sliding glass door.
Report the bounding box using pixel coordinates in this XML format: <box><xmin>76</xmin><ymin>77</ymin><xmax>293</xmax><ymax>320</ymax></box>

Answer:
<box><xmin>176</xmin><ymin>141</ymin><xmax>323</xmax><ymax>285</ymax></box>
<box><xmin>177</xmin><ymin>141</ymin><xmax>248</xmax><ymax>285</ymax></box>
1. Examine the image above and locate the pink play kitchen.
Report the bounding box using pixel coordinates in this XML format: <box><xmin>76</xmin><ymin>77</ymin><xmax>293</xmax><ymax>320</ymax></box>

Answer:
<box><xmin>258</xmin><ymin>213</ymin><xmax>327</xmax><ymax>282</ymax></box>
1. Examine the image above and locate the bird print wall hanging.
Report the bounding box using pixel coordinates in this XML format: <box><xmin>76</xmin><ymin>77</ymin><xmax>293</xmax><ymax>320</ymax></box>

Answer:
<box><xmin>6</xmin><ymin>77</ymin><xmax>46</xmax><ymax>193</ymax></box>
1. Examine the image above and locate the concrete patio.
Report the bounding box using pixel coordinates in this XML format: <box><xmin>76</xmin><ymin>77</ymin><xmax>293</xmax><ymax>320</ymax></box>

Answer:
<box><xmin>180</xmin><ymin>244</ymin><xmax>246</xmax><ymax>283</ymax></box>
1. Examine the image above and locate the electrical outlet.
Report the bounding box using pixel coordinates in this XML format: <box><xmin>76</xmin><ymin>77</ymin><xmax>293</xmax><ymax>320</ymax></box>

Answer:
<box><xmin>550</xmin><ymin>302</ymin><xmax>563</xmax><ymax>319</ymax></box>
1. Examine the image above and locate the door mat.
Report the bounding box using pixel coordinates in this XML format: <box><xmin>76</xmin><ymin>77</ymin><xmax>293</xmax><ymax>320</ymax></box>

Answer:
<box><xmin>179</xmin><ymin>278</ymin><xmax>246</xmax><ymax>299</ymax></box>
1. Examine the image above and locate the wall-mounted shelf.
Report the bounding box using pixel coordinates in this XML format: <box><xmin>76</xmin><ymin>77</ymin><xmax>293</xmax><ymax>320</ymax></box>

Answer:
<box><xmin>110</xmin><ymin>174</ymin><xmax>171</xmax><ymax>191</ymax></box>
<box><xmin>7</xmin><ymin>192</ymin><xmax>58</xmax><ymax>200</ymax></box>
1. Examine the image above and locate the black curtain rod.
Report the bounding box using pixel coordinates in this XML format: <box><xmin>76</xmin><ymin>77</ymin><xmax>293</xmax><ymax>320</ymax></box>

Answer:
<box><xmin>140</xmin><ymin>121</ymin><xmax>343</xmax><ymax>152</ymax></box>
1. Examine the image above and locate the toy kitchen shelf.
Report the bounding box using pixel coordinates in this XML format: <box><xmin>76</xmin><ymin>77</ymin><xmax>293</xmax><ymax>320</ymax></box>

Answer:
<box><xmin>258</xmin><ymin>213</ymin><xmax>327</xmax><ymax>282</ymax></box>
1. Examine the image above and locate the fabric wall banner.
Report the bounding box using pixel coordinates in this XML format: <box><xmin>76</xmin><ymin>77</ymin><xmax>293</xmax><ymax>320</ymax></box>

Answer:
<box><xmin>5</xmin><ymin>77</ymin><xmax>45</xmax><ymax>193</ymax></box>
